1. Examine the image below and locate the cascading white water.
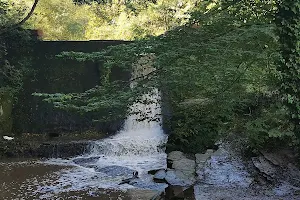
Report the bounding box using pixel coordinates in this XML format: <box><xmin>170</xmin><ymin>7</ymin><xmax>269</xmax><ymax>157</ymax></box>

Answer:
<box><xmin>88</xmin><ymin>58</ymin><xmax>168</xmax><ymax>171</ymax></box>
<box><xmin>89</xmin><ymin>88</ymin><xmax>166</xmax><ymax>157</ymax></box>
<box><xmin>89</xmin><ymin>55</ymin><xmax>167</xmax><ymax>166</ymax></box>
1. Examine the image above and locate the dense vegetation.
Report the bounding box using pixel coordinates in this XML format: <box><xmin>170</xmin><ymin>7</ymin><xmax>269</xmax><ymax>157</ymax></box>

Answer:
<box><xmin>1</xmin><ymin>0</ymin><xmax>300</xmax><ymax>155</ymax></box>
<box><xmin>0</xmin><ymin>0</ymin><xmax>37</xmax><ymax>97</ymax></box>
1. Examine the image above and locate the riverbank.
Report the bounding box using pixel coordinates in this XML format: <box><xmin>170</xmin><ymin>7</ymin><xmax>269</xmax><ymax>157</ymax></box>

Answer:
<box><xmin>0</xmin><ymin>131</ymin><xmax>108</xmax><ymax>159</ymax></box>
<box><xmin>152</xmin><ymin>142</ymin><xmax>300</xmax><ymax>200</ymax></box>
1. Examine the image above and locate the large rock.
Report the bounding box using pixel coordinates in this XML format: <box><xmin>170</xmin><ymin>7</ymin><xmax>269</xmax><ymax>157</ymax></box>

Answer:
<box><xmin>166</xmin><ymin>151</ymin><xmax>196</xmax><ymax>186</ymax></box>
<box><xmin>165</xmin><ymin>185</ymin><xmax>185</xmax><ymax>200</ymax></box>
<box><xmin>165</xmin><ymin>169</ymin><xmax>196</xmax><ymax>186</ymax></box>
<box><xmin>168</xmin><ymin>151</ymin><xmax>186</xmax><ymax>168</ymax></box>
<box><xmin>172</xmin><ymin>158</ymin><xmax>196</xmax><ymax>177</ymax></box>
<box><xmin>168</xmin><ymin>151</ymin><xmax>185</xmax><ymax>161</ymax></box>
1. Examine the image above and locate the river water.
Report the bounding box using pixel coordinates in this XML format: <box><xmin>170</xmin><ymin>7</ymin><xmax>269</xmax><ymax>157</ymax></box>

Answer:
<box><xmin>0</xmin><ymin>86</ymin><xmax>168</xmax><ymax>199</ymax></box>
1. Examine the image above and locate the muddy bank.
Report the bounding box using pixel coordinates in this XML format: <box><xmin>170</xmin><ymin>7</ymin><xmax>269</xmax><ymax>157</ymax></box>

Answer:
<box><xmin>0</xmin><ymin>131</ymin><xmax>107</xmax><ymax>159</ymax></box>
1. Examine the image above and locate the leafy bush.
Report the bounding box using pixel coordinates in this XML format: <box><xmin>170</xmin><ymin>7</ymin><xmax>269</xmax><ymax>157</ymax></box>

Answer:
<box><xmin>244</xmin><ymin>103</ymin><xmax>297</xmax><ymax>152</ymax></box>
<box><xmin>166</xmin><ymin>103</ymin><xmax>225</xmax><ymax>154</ymax></box>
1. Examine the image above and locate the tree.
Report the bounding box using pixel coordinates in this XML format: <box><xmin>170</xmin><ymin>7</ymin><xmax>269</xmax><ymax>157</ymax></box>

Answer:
<box><xmin>25</xmin><ymin>0</ymin><xmax>91</xmax><ymax>40</ymax></box>
<box><xmin>36</xmin><ymin>0</ymin><xmax>293</xmax><ymax>153</ymax></box>
<box><xmin>0</xmin><ymin>0</ymin><xmax>37</xmax><ymax>96</ymax></box>
<box><xmin>0</xmin><ymin>0</ymin><xmax>39</xmax><ymax>35</ymax></box>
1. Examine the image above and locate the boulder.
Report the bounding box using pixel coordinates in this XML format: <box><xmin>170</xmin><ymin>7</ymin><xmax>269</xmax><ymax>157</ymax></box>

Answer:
<box><xmin>166</xmin><ymin>151</ymin><xmax>196</xmax><ymax>186</ymax></box>
<box><xmin>252</xmin><ymin>156</ymin><xmax>277</xmax><ymax>179</ymax></box>
<box><xmin>165</xmin><ymin>185</ymin><xmax>184</xmax><ymax>200</ymax></box>
<box><xmin>168</xmin><ymin>151</ymin><xmax>185</xmax><ymax>161</ymax></box>
<box><xmin>167</xmin><ymin>151</ymin><xmax>186</xmax><ymax>168</ymax></box>
<box><xmin>172</xmin><ymin>158</ymin><xmax>196</xmax><ymax>177</ymax></box>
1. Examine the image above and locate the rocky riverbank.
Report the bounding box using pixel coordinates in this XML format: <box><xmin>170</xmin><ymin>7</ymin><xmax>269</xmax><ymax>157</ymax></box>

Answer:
<box><xmin>150</xmin><ymin>142</ymin><xmax>300</xmax><ymax>200</ymax></box>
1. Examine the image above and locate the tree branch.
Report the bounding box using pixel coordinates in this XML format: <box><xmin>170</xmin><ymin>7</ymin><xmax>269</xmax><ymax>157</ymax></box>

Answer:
<box><xmin>0</xmin><ymin>0</ymin><xmax>39</xmax><ymax>35</ymax></box>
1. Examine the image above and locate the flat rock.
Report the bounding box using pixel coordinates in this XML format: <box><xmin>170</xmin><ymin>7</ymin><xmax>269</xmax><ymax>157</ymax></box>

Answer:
<box><xmin>202</xmin><ymin>147</ymin><xmax>253</xmax><ymax>187</ymax></box>
<box><xmin>194</xmin><ymin>184</ymin><xmax>298</xmax><ymax>200</ymax></box>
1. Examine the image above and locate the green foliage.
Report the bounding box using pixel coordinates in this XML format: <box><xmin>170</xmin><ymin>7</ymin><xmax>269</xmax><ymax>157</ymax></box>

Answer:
<box><xmin>33</xmin><ymin>83</ymin><xmax>134</xmax><ymax>122</ymax></box>
<box><xmin>244</xmin><ymin>103</ymin><xmax>296</xmax><ymax>151</ymax></box>
<box><xmin>0</xmin><ymin>1</ymin><xmax>35</xmax><ymax>97</ymax></box>
<box><xmin>25</xmin><ymin>0</ymin><xmax>90</xmax><ymax>40</ymax></box>
<box><xmin>33</xmin><ymin>0</ymin><xmax>299</xmax><ymax>153</ymax></box>
<box><xmin>24</xmin><ymin>0</ymin><xmax>199</xmax><ymax>40</ymax></box>
<box><xmin>275</xmin><ymin>0</ymin><xmax>300</xmax><ymax>139</ymax></box>
<box><xmin>167</xmin><ymin>104</ymin><xmax>221</xmax><ymax>154</ymax></box>
<box><xmin>0</xmin><ymin>0</ymin><xmax>27</xmax><ymax>28</ymax></box>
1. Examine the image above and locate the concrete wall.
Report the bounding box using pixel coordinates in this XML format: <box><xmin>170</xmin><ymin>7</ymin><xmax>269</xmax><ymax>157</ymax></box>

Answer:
<box><xmin>12</xmin><ymin>40</ymin><xmax>131</xmax><ymax>134</ymax></box>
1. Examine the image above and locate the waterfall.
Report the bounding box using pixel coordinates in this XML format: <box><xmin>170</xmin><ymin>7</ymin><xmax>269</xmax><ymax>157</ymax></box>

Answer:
<box><xmin>87</xmin><ymin>55</ymin><xmax>167</xmax><ymax>171</ymax></box>
<box><xmin>90</xmin><ymin>88</ymin><xmax>167</xmax><ymax>157</ymax></box>
<box><xmin>37</xmin><ymin>56</ymin><xmax>168</xmax><ymax>196</ymax></box>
